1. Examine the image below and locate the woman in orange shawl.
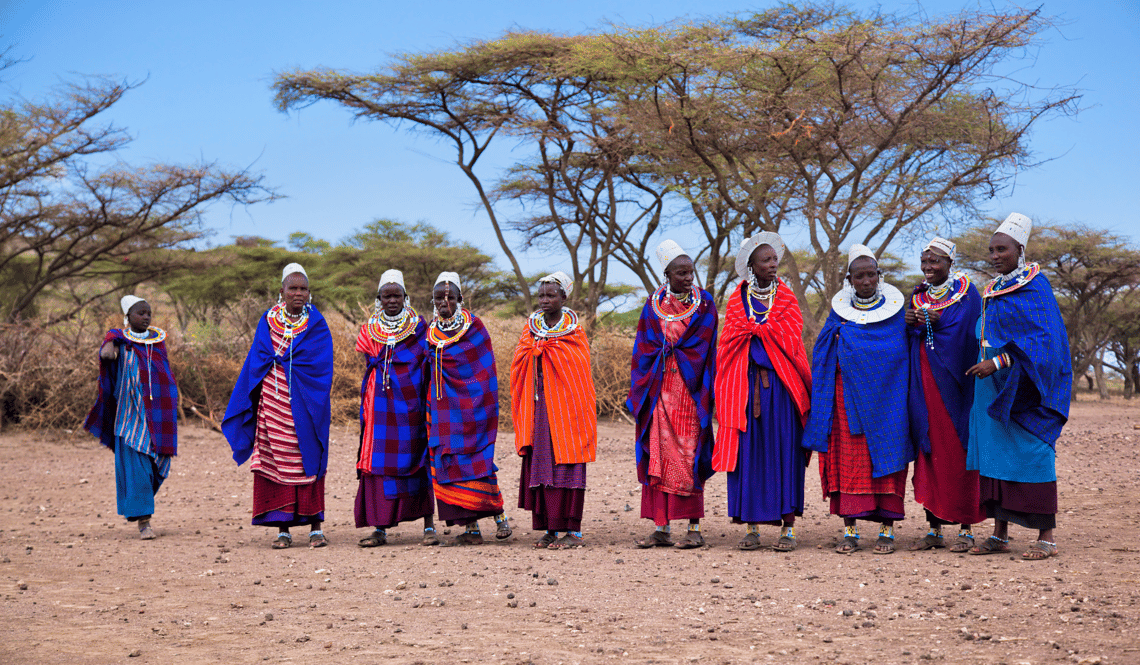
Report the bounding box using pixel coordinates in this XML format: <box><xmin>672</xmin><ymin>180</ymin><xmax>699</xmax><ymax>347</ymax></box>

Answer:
<box><xmin>510</xmin><ymin>271</ymin><xmax>597</xmax><ymax>550</ymax></box>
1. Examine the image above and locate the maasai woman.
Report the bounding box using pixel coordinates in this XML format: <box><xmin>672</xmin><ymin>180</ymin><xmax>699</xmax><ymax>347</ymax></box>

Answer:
<box><xmin>222</xmin><ymin>263</ymin><xmax>334</xmax><ymax>549</ymax></box>
<box><xmin>713</xmin><ymin>233</ymin><xmax>812</xmax><ymax>552</ymax></box>
<box><xmin>511</xmin><ymin>271</ymin><xmax>597</xmax><ymax>550</ymax></box>
<box><xmin>85</xmin><ymin>295</ymin><xmax>179</xmax><ymax>540</ymax></box>
<box><xmin>355</xmin><ymin>269</ymin><xmax>438</xmax><ymax>547</ymax></box>
<box><xmin>803</xmin><ymin>244</ymin><xmax>914</xmax><ymax>555</ymax></box>
<box><xmin>426</xmin><ymin>272</ymin><xmax>512</xmax><ymax>546</ymax></box>
<box><xmin>966</xmin><ymin>213</ymin><xmax>1071</xmax><ymax>560</ymax></box>
<box><xmin>630</xmin><ymin>240</ymin><xmax>718</xmax><ymax>550</ymax></box>
<box><xmin>905</xmin><ymin>237</ymin><xmax>986</xmax><ymax>553</ymax></box>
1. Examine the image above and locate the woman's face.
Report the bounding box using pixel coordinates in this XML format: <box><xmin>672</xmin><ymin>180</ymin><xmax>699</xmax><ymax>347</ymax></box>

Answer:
<box><xmin>378</xmin><ymin>283</ymin><xmax>406</xmax><ymax>317</ymax></box>
<box><xmin>989</xmin><ymin>232</ymin><xmax>1021</xmax><ymax>274</ymax></box>
<box><xmin>433</xmin><ymin>283</ymin><xmax>461</xmax><ymax>319</ymax></box>
<box><xmin>280</xmin><ymin>274</ymin><xmax>310</xmax><ymax>314</ymax></box>
<box><xmin>847</xmin><ymin>256</ymin><xmax>880</xmax><ymax>299</ymax></box>
<box><xmin>920</xmin><ymin>250</ymin><xmax>952</xmax><ymax>286</ymax></box>
<box><xmin>664</xmin><ymin>255</ymin><xmax>695</xmax><ymax>294</ymax></box>
<box><xmin>749</xmin><ymin>244</ymin><xmax>779</xmax><ymax>284</ymax></box>
<box><xmin>536</xmin><ymin>282</ymin><xmax>566</xmax><ymax>316</ymax></box>
<box><xmin>127</xmin><ymin>302</ymin><xmax>151</xmax><ymax>333</ymax></box>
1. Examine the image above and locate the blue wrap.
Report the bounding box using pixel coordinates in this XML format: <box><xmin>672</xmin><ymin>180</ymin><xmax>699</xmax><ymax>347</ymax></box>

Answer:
<box><xmin>802</xmin><ymin>305</ymin><xmax>915</xmax><ymax>478</ymax></box>
<box><xmin>978</xmin><ymin>273</ymin><xmax>1071</xmax><ymax>447</ymax></box>
<box><xmin>906</xmin><ymin>282</ymin><xmax>982</xmax><ymax>454</ymax></box>
<box><xmin>222</xmin><ymin>307</ymin><xmax>334</xmax><ymax>477</ymax></box>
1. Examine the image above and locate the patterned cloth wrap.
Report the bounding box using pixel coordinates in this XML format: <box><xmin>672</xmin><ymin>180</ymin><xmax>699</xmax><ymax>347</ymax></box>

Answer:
<box><xmin>906</xmin><ymin>276</ymin><xmax>981</xmax><ymax>454</ymax></box>
<box><xmin>802</xmin><ymin>300</ymin><xmax>915</xmax><ymax>478</ymax></box>
<box><xmin>426</xmin><ymin>312</ymin><xmax>500</xmax><ymax>484</ymax></box>
<box><xmin>356</xmin><ymin>316</ymin><xmax>429</xmax><ymax>499</ymax></box>
<box><xmin>510</xmin><ymin>321</ymin><xmax>597</xmax><ymax>464</ymax></box>
<box><xmin>980</xmin><ymin>273</ymin><xmax>1072</xmax><ymax>447</ymax></box>
<box><xmin>627</xmin><ymin>288</ymin><xmax>719</xmax><ymax>489</ymax></box>
<box><xmin>85</xmin><ymin>329</ymin><xmax>179</xmax><ymax>457</ymax></box>
<box><xmin>222</xmin><ymin>307</ymin><xmax>334</xmax><ymax>478</ymax></box>
<box><xmin>712</xmin><ymin>278</ymin><xmax>811</xmax><ymax>472</ymax></box>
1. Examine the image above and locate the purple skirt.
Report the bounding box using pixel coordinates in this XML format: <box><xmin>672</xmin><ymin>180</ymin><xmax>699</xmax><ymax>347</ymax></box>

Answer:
<box><xmin>640</xmin><ymin>485</ymin><xmax>703</xmax><ymax>526</ymax></box>
<box><xmin>354</xmin><ymin>474</ymin><xmax>433</xmax><ymax>529</ymax></box>
<box><xmin>980</xmin><ymin>476</ymin><xmax>1057</xmax><ymax>530</ymax></box>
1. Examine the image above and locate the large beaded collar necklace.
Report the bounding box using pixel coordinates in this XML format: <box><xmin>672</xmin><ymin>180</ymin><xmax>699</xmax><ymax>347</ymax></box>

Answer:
<box><xmin>123</xmin><ymin>326</ymin><xmax>166</xmax><ymax>344</ymax></box>
<box><xmin>746</xmin><ymin>279</ymin><xmax>777</xmax><ymax>323</ymax></box>
<box><xmin>650</xmin><ymin>284</ymin><xmax>700</xmax><ymax>323</ymax></box>
<box><xmin>831</xmin><ymin>282</ymin><xmax>904</xmax><ymax>324</ymax></box>
<box><xmin>528</xmin><ymin>307</ymin><xmax>579</xmax><ymax>339</ymax></box>
<box><xmin>983</xmin><ymin>263</ymin><xmax>1040</xmax><ymax>299</ymax></box>
<box><xmin>428</xmin><ymin>309</ymin><xmax>472</xmax><ymax>348</ymax></box>
<box><xmin>366</xmin><ymin>306</ymin><xmax>419</xmax><ymax>346</ymax></box>
<box><xmin>913</xmin><ymin>273</ymin><xmax>971</xmax><ymax>312</ymax></box>
<box><xmin>267</xmin><ymin>302</ymin><xmax>310</xmax><ymax>340</ymax></box>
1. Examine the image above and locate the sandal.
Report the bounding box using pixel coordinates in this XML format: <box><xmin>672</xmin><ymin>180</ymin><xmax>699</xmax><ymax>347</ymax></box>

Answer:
<box><xmin>908</xmin><ymin>531</ymin><xmax>945</xmax><ymax>551</ymax></box>
<box><xmin>636</xmin><ymin>530</ymin><xmax>673</xmax><ymax>549</ymax></box>
<box><xmin>138</xmin><ymin>522</ymin><xmax>156</xmax><ymax>541</ymax></box>
<box><xmin>835</xmin><ymin>536</ymin><xmax>860</xmax><ymax>554</ymax></box>
<box><xmin>441</xmin><ymin>531</ymin><xmax>483</xmax><ymax>547</ymax></box>
<box><xmin>773</xmin><ymin>534</ymin><xmax>797</xmax><ymax>552</ymax></box>
<box><xmin>309</xmin><ymin>531</ymin><xmax>328</xmax><ymax>548</ymax></box>
<box><xmin>421</xmin><ymin>528</ymin><xmax>440</xmax><ymax>547</ymax></box>
<box><xmin>548</xmin><ymin>533</ymin><xmax>584</xmax><ymax>550</ymax></box>
<box><xmin>950</xmin><ymin>531</ymin><xmax>975</xmax><ymax>554</ymax></box>
<box><xmin>494</xmin><ymin>517</ymin><xmax>513</xmax><ymax>541</ymax></box>
<box><xmin>969</xmin><ymin>535</ymin><xmax>1011</xmax><ymax>555</ymax></box>
<box><xmin>272</xmin><ymin>533</ymin><xmax>292</xmax><ymax>549</ymax></box>
<box><xmin>673</xmin><ymin>531</ymin><xmax>705</xmax><ymax>550</ymax></box>
<box><xmin>738</xmin><ymin>532</ymin><xmax>762</xmax><ymax>551</ymax></box>
<box><xmin>1021</xmin><ymin>540</ymin><xmax>1059</xmax><ymax>560</ymax></box>
<box><xmin>873</xmin><ymin>535</ymin><xmax>896</xmax><ymax>555</ymax></box>
<box><xmin>534</xmin><ymin>531</ymin><xmax>559</xmax><ymax>549</ymax></box>
<box><xmin>358</xmin><ymin>530</ymin><xmax>386</xmax><ymax>548</ymax></box>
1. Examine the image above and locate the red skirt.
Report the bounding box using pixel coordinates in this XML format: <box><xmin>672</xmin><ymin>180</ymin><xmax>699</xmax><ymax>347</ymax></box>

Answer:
<box><xmin>251</xmin><ymin>473</ymin><xmax>325</xmax><ymax>527</ymax></box>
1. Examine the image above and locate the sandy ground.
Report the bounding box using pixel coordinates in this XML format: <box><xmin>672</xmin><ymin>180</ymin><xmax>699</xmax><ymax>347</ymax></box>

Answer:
<box><xmin>1</xmin><ymin>400</ymin><xmax>1138</xmax><ymax>665</ymax></box>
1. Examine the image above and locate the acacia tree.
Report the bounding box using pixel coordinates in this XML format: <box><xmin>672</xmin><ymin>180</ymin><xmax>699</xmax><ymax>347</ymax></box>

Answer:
<box><xmin>587</xmin><ymin>3</ymin><xmax>1078</xmax><ymax>335</ymax></box>
<box><xmin>0</xmin><ymin>69</ymin><xmax>274</xmax><ymax>323</ymax></box>
<box><xmin>956</xmin><ymin>223</ymin><xmax>1140</xmax><ymax>399</ymax></box>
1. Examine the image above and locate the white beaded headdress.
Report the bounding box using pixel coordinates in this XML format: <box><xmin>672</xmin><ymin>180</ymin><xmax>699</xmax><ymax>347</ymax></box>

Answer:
<box><xmin>538</xmin><ymin>271</ymin><xmax>573</xmax><ymax>298</ymax></box>
<box><xmin>735</xmin><ymin>232</ymin><xmax>786</xmax><ymax>281</ymax></box>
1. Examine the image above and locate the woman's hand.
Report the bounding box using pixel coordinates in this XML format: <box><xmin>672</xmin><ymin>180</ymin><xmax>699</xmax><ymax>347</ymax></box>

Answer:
<box><xmin>99</xmin><ymin>342</ymin><xmax>119</xmax><ymax>361</ymax></box>
<box><xmin>965</xmin><ymin>359</ymin><xmax>998</xmax><ymax>378</ymax></box>
<box><xmin>905</xmin><ymin>307</ymin><xmax>942</xmax><ymax>327</ymax></box>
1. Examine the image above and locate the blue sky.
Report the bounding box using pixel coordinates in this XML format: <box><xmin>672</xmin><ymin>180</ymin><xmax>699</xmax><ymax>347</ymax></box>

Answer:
<box><xmin>2</xmin><ymin>0</ymin><xmax>1137</xmax><ymax>283</ymax></box>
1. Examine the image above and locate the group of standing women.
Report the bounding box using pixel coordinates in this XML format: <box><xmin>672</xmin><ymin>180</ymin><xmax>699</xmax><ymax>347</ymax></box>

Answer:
<box><xmin>85</xmin><ymin>213</ymin><xmax>1070</xmax><ymax>560</ymax></box>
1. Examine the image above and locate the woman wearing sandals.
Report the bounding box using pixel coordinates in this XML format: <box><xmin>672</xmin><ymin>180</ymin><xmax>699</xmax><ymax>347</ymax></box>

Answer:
<box><xmin>85</xmin><ymin>295</ymin><xmax>179</xmax><ymax>540</ymax></box>
<box><xmin>803</xmin><ymin>245</ymin><xmax>914</xmax><ymax>555</ymax></box>
<box><xmin>965</xmin><ymin>214</ymin><xmax>1071</xmax><ymax>560</ymax></box>
<box><xmin>223</xmin><ymin>263</ymin><xmax>334</xmax><ymax>549</ymax></box>
<box><xmin>425</xmin><ymin>272</ymin><xmax>512</xmax><ymax>545</ymax></box>
<box><xmin>354</xmin><ymin>270</ymin><xmax>439</xmax><ymax>548</ymax></box>
<box><xmin>713</xmin><ymin>233</ymin><xmax>812</xmax><ymax>552</ymax></box>
<box><xmin>629</xmin><ymin>241</ymin><xmax>719</xmax><ymax>550</ymax></box>
<box><xmin>904</xmin><ymin>238</ymin><xmax>986</xmax><ymax>554</ymax></box>
<box><xmin>511</xmin><ymin>272</ymin><xmax>597</xmax><ymax>550</ymax></box>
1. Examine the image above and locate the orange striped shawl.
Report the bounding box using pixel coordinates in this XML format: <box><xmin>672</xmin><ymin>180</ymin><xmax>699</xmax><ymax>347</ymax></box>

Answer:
<box><xmin>509</xmin><ymin>323</ymin><xmax>597</xmax><ymax>464</ymax></box>
<box><xmin>712</xmin><ymin>278</ymin><xmax>812</xmax><ymax>472</ymax></box>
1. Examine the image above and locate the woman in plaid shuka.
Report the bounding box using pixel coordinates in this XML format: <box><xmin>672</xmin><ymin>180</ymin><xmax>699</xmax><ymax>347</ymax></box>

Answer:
<box><xmin>355</xmin><ymin>269</ymin><xmax>437</xmax><ymax>548</ymax></box>
<box><xmin>85</xmin><ymin>295</ymin><xmax>179</xmax><ymax>540</ymax></box>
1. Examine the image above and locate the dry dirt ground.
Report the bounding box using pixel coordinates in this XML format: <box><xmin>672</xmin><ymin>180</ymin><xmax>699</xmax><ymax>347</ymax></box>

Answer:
<box><xmin>1</xmin><ymin>400</ymin><xmax>1138</xmax><ymax>664</ymax></box>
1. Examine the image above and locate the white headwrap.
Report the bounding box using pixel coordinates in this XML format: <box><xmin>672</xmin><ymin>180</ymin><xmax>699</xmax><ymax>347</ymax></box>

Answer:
<box><xmin>924</xmin><ymin>237</ymin><xmax>956</xmax><ymax>262</ymax></box>
<box><xmin>736</xmin><ymin>232</ymin><xmax>786</xmax><ymax>280</ymax></box>
<box><xmin>434</xmin><ymin>271</ymin><xmax>461</xmax><ymax>294</ymax></box>
<box><xmin>378</xmin><ymin>269</ymin><xmax>405</xmax><ymax>292</ymax></box>
<box><xmin>847</xmin><ymin>244</ymin><xmax>878</xmax><ymax>270</ymax></box>
<box><xmin>282</xmin><ymin>263</ymin><xmax>308</xmax><ymax>283</ymax></box>
<box><xmin>120</xmin><ymin>295</ymin><xmax>146</xmax><ymax>327</ymax></box>
<box><xmin>655</xmin><ymin>239</ymin><xmax>689</xmax><ymax>273</ymax></box>
<box><xmin>995</xmin><ymin>212</ymin><xmax>1032</xmax><ymax>248</ymax></box>
<box><xmin>538</xmin><ymin>271</ymin><xmax>573</xmax><ymax>298</ymax></box>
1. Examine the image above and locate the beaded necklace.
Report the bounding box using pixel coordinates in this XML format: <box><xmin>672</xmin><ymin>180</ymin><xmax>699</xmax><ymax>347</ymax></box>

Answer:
<box><xmin>912</xmin><ymin>274</ymin><xmax>970</xmax><ymax>312</ymax></box>
<box><xmin>122</xmin><ymin>326</ymin><xmax>164</xmax><ymax>401</ymax></box>
<box><xmin>266</xmin><ymin>303</ymin><xmax>310</xmax><ymax>395</ymax></box>
<box><xmin>852</xmin><ymin>292</ymin><xmax>883</xmax><ymax>310</ymax></box>
<box><xmin>650</xmin><ymin>285</ymin><xmax>700</xmax><ymax>322</ymax></box>
<box><xmin>428</xmin><ymin>309</ymin><xmax>473</xmax><ymax>400</ymax></box>
<box><xmin>365</xmin><ymin>306</ymin><xmax>419</xmax><ymax>346</ymax></box>
<box><xmin>528</xmin><ymin>307</ymin><xmax>578</xmax><ymax>339</ymax></box>
<box><xmin>746</xmin><ymin>280</ymin><xmax>777</xmax><ymax>323</ymax></box>
<box><xmin>983</xmin><ymin>263</ymin><xmax>1040</xmax><ymax>299</ymax></box>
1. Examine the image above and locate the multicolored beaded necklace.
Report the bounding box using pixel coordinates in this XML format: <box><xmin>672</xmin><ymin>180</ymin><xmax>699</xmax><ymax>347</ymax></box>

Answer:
<box><xmin>123</xmin><ymin>326</ymin><xmax>166</xmax><ymax>344</ymax></box>
<box><xmin>428</xmin><ymin>309</ymin><xmax>473</xmax><ymax>399</ymax></box>
<box><xmin>651</xmin><ymin>285</ymin><xmax>700</xmax><ymax>322</ymax></box>
<box><xmin>983</xmin><ymin>263</ymin><xmax>1040</xmax><ymax>299</ymax></box>
<box><xmin>746</xmin><ymin>280</ymin><xmax>776</xmax><ymax>323</ymax></box>
<box><xmin>366</xmin><ymin>306</ymin><xmax>419</xmax><ymax>346</ymax></box>
<box><xmin>852</xmin><ymin>292</ymin><xmax>883</xmax><ymax>310</ymax></box>
<box><xmin>528</xmin><ymin>307</ymin><xmax>578</xmax><ymax>339</ymax></box>
<box><xmin>266</xmin><ymin>303</ymin><xmax>310</xmax><ymax>395</ymax></box>
<box><xmin>912</xmin><ymin>274</ymin><xmax>970</xmax><ymax>312</ymax></box>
